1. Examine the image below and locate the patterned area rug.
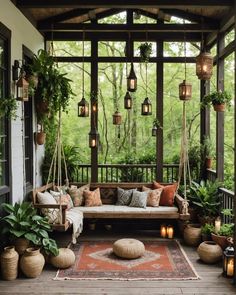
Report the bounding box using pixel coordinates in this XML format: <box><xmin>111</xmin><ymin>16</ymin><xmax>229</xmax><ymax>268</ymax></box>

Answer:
<box><xmin>55</xmin><ymin>239</ymin><xmax>199</xmax><ymax>281</ymax></box>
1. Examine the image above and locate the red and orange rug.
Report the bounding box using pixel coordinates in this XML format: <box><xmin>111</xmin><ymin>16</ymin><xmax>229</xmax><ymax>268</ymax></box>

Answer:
<box><xmin>55</xmin><ymin>239</ymin><xmax>199</xmax><ymax>281</ymax></box>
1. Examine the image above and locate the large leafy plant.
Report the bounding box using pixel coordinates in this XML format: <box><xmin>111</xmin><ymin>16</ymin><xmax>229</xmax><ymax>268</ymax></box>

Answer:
<box><xmin>188</xmin><ymin>180</ymin><xmax>221</xmax><ymax>218</ymax></box>
<box><xmin>202</xmin><ymin>90</ymin><xmax>232</xmax><ymax>108</ymax></box>
<box><xmin>0</xmin><ymin>202</ymin><xmax>59</xmax><ymax>256</ymax></box>
<box><xmin>0</xmin><ymin>95</ymin><xmax>18</xmax><ymax>119</ymax></box>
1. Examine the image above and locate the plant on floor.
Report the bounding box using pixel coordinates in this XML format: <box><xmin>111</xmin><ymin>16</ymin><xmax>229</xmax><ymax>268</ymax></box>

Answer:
<box><xmin>188</xmin><ymin>180</ymin><xmax>221</xmax><ymax>221</ymax></box>
<box><xmin>0</xmin><ymin>202</ymin><xmax>59</xmax><ymax>256</ymax></box>
<box><xmin>0</xmin><ymin>95</ymin><xmax>18</xmax><ymax>120</ymax></box>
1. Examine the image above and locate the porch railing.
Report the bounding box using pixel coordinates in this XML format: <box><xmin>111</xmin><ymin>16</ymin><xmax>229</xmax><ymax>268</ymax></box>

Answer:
<box><xmin>74</xmin><ymin>163</ymin><xmax>179</xmax><ymax>183</ymax></box>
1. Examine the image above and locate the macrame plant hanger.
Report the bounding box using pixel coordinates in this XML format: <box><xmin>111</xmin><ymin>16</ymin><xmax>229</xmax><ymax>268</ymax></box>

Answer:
<box><xmin>177</xmin><ymin>20</ymin><xmax>191</xmax><ymax>218</ymax></box>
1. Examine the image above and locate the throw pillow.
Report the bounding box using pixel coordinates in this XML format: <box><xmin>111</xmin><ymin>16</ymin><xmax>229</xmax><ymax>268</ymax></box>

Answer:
<box><xmin>68</xmin><ymin>184</ymin><xmax>90</xmax><ymax>206</ymax></box>
<box><xmin>83</xmin><ymin>188</ymin><xmax>102</xmax><ymax>207</ymax></box>
<box><xmin>153</xmin><ymin>181</ymin><xmax>178</xmax><ymax>206</ymax></box>
<box><xmin>116</xmin><ymin>187</ymin><xmax>136</xmax><ymax>206</ymax></box>
<box><xmin>142</xmin><ymin>186</ymin><xmax>163</xmax><ymax>207</ymax></box>
<box><xmin>129</xmin><ymin>190</ymin><xmax>148</xmax><ymax>209</ymax></box>
<box><xmin>37</xmin><ymin>191</ymin><xmax>60</xmax><ymax>224</ymax></box>
<box><xmin>50</xmin><ymin>190</ymin><xmax>74</xmax><ymax>210</ymax></box>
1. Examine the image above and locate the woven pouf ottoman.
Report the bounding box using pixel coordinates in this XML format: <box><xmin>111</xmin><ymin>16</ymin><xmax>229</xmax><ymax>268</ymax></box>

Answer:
<box><xmin>113</xmin><ymin>238</ymin><xmax>145</xmax><ymax>259</ymax></box>
<box><xmin>50</xmin><ymin>248</ymin><xmax>75</xmax><ymax>269</ymax></box>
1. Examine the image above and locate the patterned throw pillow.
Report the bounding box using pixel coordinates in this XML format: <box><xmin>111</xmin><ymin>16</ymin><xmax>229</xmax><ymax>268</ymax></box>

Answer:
<box><xmin>68</xmin><ymin>184</ymin><xmax>90</xmax><ymax>206</ymax></box>
<box><xmin>50</xmin><ymin>190</ymin><xmax>74</xmax><ymax>210</ymax></box>
<box><xmin>153</xmin><ymin>181</ymin><xmax>178</xmax><ymax>206</ymax></box>
<box><xmin>142</xmin><ymin>186</ymin><xmax>163</xmax><ymax>207</ymax></box>
<box><xmin>83</xmin><ymin>188</ymin><xmax>102</xmax><ymax>207</ymax></box>
<box><xmin>129</xmin><ymin>190</ymin><xmax>148</xmax><ymax>209</ymax></box>
<box><xmin>116</xmin><ymin>187</ymin><xmax>136</xmax><ymax>205</ymax></box>
<box><xmin>37</xmin><ymin>191</ymin><xmax>60</xmax><ymax>224</ymax></box>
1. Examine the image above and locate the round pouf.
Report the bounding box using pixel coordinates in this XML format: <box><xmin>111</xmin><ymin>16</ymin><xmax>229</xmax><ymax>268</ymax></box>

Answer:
<box><xmin>197</xmin><ymin>241</ymin><xmax>223</xmax><ymax>264</ymax></box>
<box><xmin>50</xmin><ymin>248</ymin><xmax>75</xmax><ymax>269</ymax></box>
<box><xmin>113</xmin><ymin>239</ymin><xmax>145</xmax><ymax>259</ymax></box>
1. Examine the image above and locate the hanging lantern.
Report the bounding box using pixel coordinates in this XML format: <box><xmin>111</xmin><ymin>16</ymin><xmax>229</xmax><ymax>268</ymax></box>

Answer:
<box><xmin>141</xmin><ymin>97</ymin><xmax>152</xmax><ymax>115</ymax></box>
<box><xmin>179</xmin><ymin>80</ymin><xmax>192</xmax><ymax>101</ymax></box>
<box><xmin>12</xmin><ymin>60</ymin><xmax>20</xmax><ymax>81</ymax></box>
<box><xmin>16</xmin><ymin>73</ymin><xmax>29</xmax><ymax>101</ymax></box>
<box><xmin>124</xmin><ymin>91</ymin><xmax>132</xmax><ymax>109</ymax></box>
<box><xmin>127</xmin><ymin>63</ymin><xmax>137</xmax><ymax>92</ymax></box>
<box><xmin>152</xmin><ymin>125</ymin><xmax>158</xmax><ymax>137</ymax></box>
<box><xmin>223</xmin><ymin>246</ymin><xmax>234</xmax><ymax>278</ymax></box>
<box><xmin>89</xmin><ymin>128</ymin><xmax>99</xmax><ymax>148</ymax></box>
<box><xmin>78</xmin><ymin>97</ymin><xmax>89</xmax><ymax>117</ymax></box>
<box><xmin>113</xmin><ymin>110</ymin><xmax>122</xmax><ymax>125</ymax></box>
<box><xmin>196</xmin><ymin>51</ymin><xmax>213</xmax><ymax>80</ymax></box>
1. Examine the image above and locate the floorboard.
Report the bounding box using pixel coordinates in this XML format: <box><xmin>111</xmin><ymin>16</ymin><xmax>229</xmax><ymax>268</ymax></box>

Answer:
<box><xmin>0</xmin><ymin>229</ymin><xmax>235</xmax><ymax>295</ymax></box>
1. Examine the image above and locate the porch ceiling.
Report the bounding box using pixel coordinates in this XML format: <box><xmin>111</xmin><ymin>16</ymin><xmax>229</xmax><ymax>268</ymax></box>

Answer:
<box><xmin>11</xmin><ymin>0</ymin><xmax>234</xmax><ymax>46</ymax></box>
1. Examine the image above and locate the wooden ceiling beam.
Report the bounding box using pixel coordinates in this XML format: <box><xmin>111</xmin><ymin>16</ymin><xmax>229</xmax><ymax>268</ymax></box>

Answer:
<box><xmin>38</xmin><ymin>23</ymin><xmax>219</xmax><ymax>32</ymax></box>
<box><xmin>161</xmin><ymin>9</ymin><xmax>218</xmax><ymax>24</ymax></box>
<box><xmin>16</xmin><ymin>0</ymin><xmax>233</xmax><ymax>9</ymax></box>
<box><xmin>94</xmin><ymin>9</ymin><xmax>124</xmax><ymax>21</ymax></box>
<box><xmin>44</xmin><ymin>31</ymin><xmax>201</xmax><ymax>42</ymax></box>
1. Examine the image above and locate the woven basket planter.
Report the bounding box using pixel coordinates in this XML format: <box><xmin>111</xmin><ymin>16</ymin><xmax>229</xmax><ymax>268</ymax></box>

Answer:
<box><xmin>0</xmin><ymin>246</ymin><xmax>19</xmax><ymax>280</ymax></box>
<box><xmin>184</xmin><ymin>223</ymin><xmax>201</xmax><ymax>246</ymax></box>
<box><xmin>20</xmin><ymin>247</ymin><xmax>45</xmax><ymax>278</ymax></box>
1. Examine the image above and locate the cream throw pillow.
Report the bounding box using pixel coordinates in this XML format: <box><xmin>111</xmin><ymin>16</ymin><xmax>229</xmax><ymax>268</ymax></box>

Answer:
<box><xmin>37</xmin><ymin>191</ymin><xmax>60</xmax><ymax>224</ymax></box>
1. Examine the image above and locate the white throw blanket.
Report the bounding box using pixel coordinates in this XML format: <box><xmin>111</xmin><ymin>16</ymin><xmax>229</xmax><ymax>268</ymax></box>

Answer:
<box><xmin>66</xmin><ymin>209</ymin><xmax>83</xmax><ymax>244</ymax></box>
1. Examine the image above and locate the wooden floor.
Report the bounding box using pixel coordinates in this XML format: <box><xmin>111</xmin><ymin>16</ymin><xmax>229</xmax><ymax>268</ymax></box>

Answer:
<box><xmin>1</xmin><ymin>228</ymin><xmax>236</xmax><ymax>295</ymax></box>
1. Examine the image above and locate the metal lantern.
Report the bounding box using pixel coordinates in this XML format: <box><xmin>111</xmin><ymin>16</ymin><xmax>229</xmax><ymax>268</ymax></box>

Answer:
<box><xmin>12</xmin><ymin>60</ymin><xmax>20</xmax><ymax>81</ymax></box>
<box><xmin>127</xmin><ymin>63</ymin><xmax>137</xmax><ymax>92</ymax></box>
<box><xmin>124</xmin><ymin>91</ymin><xmax>132</xmax><ymax>109</ymax></box>
<box><xmin>152</xmin><ymin>125</ymin><xmax>158</xmax><ymax>137</ymax></box>
<box><xmin>78</xmin><ymin>97</ymin><xmax>89</xmax><ymax>117</ymax></box>
<box><xmin>16</xmin><ymin>74</ymin><xmax>29</xmax><ymax>101</ymax></box>
<box><xmin>196</xmin><ymin>51</ymin><xmax>213</xmax><ymax>80</ymax></box>
<box><xmin>89</xmin><ymin>128</ymin><xmax>99</xmax><ymax>148</ymax></box>
<box><xmin>179</xmin><ymin>80</ymin><xmax>192</xmax><ymax>101</ymax></box>
<box><xmin>223</xmin><ymin>246</ymin><xmax>234</xmax><ymax>277</ymax></box>
<box><xmin>141</xmin><ymin>97</ymin><xmax>152</xmax><ymax>115</ymax></box>
<box><xmin>113</xmin><ymin>110</ymin><xmax>122</xmax><ymax>125</ymax></box>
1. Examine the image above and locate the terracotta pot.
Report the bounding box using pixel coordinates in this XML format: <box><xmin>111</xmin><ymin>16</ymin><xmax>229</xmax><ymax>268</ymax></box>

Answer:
<box><xmin>35</xmin><ymin>131</ymin><xmax>46</xmax><ymax>145</ymax></box>
<box><xmin>50</xmin><ymin>248</ymin><xmax>75</xmax><ymax>269</ymax></box>
<box><xmin>20</xmin><ymin>247</ymin><xmax>45</xmax><ymax>278</ymax></box>
<box><xmin>13</xmin><ymin>238</ymin><xmax>30</xmax><ymax>255</ymax></box>
<box><xmin>197</xmin><ymin>241</ymin><xmax>222</xmax><ymax>264</ymax></box>
<box><xmin>0</xmin><ymin>246</ymin><xmax>19</xmax><ymax>280</ymax></box>
<box><xmin>211</xmin><ymin>233</ymin><xmax>229</xmax><ymax>250</ymax></box>
<box><xmin>184</xmin><ymin>223</ymin><xmax>202</xmax><ymax>246</ymax></box>
<box><xmin>213</xmin><ymin>103</ymin><xmax>225</xmax><ymax>112</ymax></box>
<box><xmin>205</xmin><ymin>158</ymin><xmax>212</xmax><ymax>169</ymax></box>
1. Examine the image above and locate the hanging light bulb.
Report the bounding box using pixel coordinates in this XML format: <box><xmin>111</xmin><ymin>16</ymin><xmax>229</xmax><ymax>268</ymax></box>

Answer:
<box><xmin>89</xmin><ymin>128</ymin><xmax>99</xmax><ymax>148</ymax></box>
<box><xmin>127</xmin><ymin>62</ymin><xmax>137</xmax><ymax>92</ymax></box>
<box><xmin>196</xmin><ymin>51</ymin><xmax>213</xmax><ymax>80</ymax></box>
<box><xmin>78</xmin><ymin>30</ymin><xmax>89</xmax><ymax>117</ymax></box>
<box><xmin>124</xmin><ymin>91</ymin><xmax>132</xmax><ymax>109</ymax></box>
<box><xmin>179</xmin><ymin>20</ymin><xmax>192</xmax><ymax>101</ymax></box>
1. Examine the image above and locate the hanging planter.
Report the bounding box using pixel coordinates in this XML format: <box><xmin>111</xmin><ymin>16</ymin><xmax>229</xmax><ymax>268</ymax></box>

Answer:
<box><xmin>138</xmin><ymin>42</ymin><xmax>152</xmax><ymax>63</ymax></box>
<box><xmin>202</xmin><ymin>90</ymin><xmax>232</xmax><ymax>112</ymax></box>
<box><xmin>35</xmin><ymin>131</ymin><xmax>46</xmax><ymax>145</ymax></box>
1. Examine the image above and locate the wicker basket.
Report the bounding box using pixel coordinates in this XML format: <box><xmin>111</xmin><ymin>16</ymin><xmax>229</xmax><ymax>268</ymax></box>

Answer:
<box><xmin>184</xmin><ymin>223</ymin><xmax>201</xmax><ymax>246</ymax></box>
<box><xmin>20</xmin><ymin>247</ymin><xmax>45</xmax><ymax>278</ymax></box>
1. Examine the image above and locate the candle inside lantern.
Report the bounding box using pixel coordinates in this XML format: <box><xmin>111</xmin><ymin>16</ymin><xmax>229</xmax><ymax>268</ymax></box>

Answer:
<box><xmin>203</xmin><ymin>64</ymin><xmax>207</xmax><ymax>73</ymax></box>
<box><xmin>160</xmin><ymin>225</ymin><xmax>167</xmax><ymax>238</ymax></box>
<box><xmin>167</xmin><ymin>225</ymin><xmax>174</xmax><ymax>239</ymax></box>
<box><xmin>91</xmin><ymin>139</ymin><xmax>96</xmax><ymax>147</ymax></box>
<box><xmin>129</xmin><ymin>79</ymin><xmax>135</xmax><ymax>90</ymax></box>
<box><xmin>227</xmin><ymin>258</ymin><xmax>234</xmax><ymax>277</ymax></box>
<box><xmin>214</xmin><ymin>217</ymin><xmax>221</xmax><ymax>233</ymax></box>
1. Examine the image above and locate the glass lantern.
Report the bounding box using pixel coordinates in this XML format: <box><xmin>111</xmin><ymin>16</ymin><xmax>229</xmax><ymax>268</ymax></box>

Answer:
<box><xmin>78</xmin><ymin>97</ymin><xmax>89</xmax><ymax>117</ymax></box>
<box><xmin>179</xmin><ymin>80</ymin><xmax>192</xmax><ymax>101</ymax></box>
<box><xmin>113</xmin><ymin>110</ymin><xmax>122</xmax><ymax>125</ymax></box>
<box><xmin>196</xmin><ymin>51</ymin><xmax>213</xmax><ymax>80</ymax></box>
<box><xmin>16</xmin><ymin>74</ymin><xmax>29</xmax><ymax>101</ymax></box>
<box><xmin>127</xmin><ymin>63</ymin><xmax>137</xmax><ymax>92</ymax></box>
<box><xmin>152</xmin><ymin>125</ymin><xmax>158</xmax><ymax>137</ymax></box>
<box><xmin>124</xmin><ymin>91</ymin><xmax>132</xmax><ymax>109</ymax></box>
<box><xmin>89</xmin><ymin>128</ymin><xmax>99</xmax><ymax>148</ymax></box>
<box><xmin>141</xmin><ymin>97</ymin><xmax>152</xmax><ymax>115</ymax></box>
<box><xmin>223</xmin><ymin>246</ymin><xmax>234</xmax><ymax>278</ymax></box>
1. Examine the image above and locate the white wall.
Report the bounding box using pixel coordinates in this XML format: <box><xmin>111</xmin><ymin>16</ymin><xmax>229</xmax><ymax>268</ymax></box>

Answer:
<box><xmin>0</xmin><ymin>0</ymin><xmax>44</xmax><ymax>203</ymax></box>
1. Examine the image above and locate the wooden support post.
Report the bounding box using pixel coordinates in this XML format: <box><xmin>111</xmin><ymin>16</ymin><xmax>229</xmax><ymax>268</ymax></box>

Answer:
<box><xmin>200</xmin><ymin>80</ymin><xmax>210</xmax><ymax>144</ymax></box>
<box><xmin>216</xmin><ymin>33</ymin><xmax>225</xmax><ymax>182</ymax></box>
<box><xmin>91</xmin><ymin>21</ymin><xmax>98</xmax><ymax>183</ymax></box>
<box><xmin>156</xmin><ymin>41</ymin><xmax>163</xmax><ymax>182</ymax></box>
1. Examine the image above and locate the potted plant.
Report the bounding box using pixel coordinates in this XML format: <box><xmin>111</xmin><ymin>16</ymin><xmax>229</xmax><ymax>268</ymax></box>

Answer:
<box><xmin>30</xmin><ymin>49</ymin><xmax>74</xmax><ymax>120</ymax></box>
<box><xmin>201</xmin><ymin>136</ymin><xmax>214</xmax><ymax>169</ymax></box>
<box><xmin>202</xmin><ymin>90</ymin><xmax>232</xmax><ymax>112</ymax></box>
<box><xmin>0</xmin><ymin>95</ymin><xmax>18</xmax><ymax>120</ymax></box>
<box><xmin>188</xmin><ymin>180</ymin><xmax>221</xmax><ymax>224</ymax></box>
<box><xmin>201</xmin><ymin>223</ymin><xmax>214</xmax><ymax>241</ymax></box>
<box><xmin>138</xmin><ymin>42</ymin><xmax>152</xmax><ymax>62</ymax></box>
<box><xmin>0</xmin><ymin>202</ymin><xmax>59</xmax><ymax>256</ymax></box>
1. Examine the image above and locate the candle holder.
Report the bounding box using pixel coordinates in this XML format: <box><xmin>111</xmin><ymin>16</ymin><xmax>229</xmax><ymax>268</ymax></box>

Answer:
<box><xmin>223</xmin><ymin>246</ymin><xmax>234</xmax><ymax>277</ymax></box>
<box><xmin>167</xmin><ymin>225</ymin><xmax>174</xmax><ymax>239</ymax></box>
<box><xmin>160</xmin><ymin>224</ymin><xmax>167</xmax><ymax>238</ymax></box>
<box><xmin>214</xmin><ymin>216</ymin><xmax>221</xmax><ymax>233</ymax></box>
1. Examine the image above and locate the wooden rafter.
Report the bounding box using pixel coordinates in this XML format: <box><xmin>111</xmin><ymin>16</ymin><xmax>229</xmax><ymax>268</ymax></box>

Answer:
<box><xmin>38</xmin><ymin>23</ymin><xmax>219</xmax><ymax>32</ymax></box>
<box><xmin>16</xmin><ymin>0</ymin><xmax>233</xmax><ymax>9</ymax></box>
